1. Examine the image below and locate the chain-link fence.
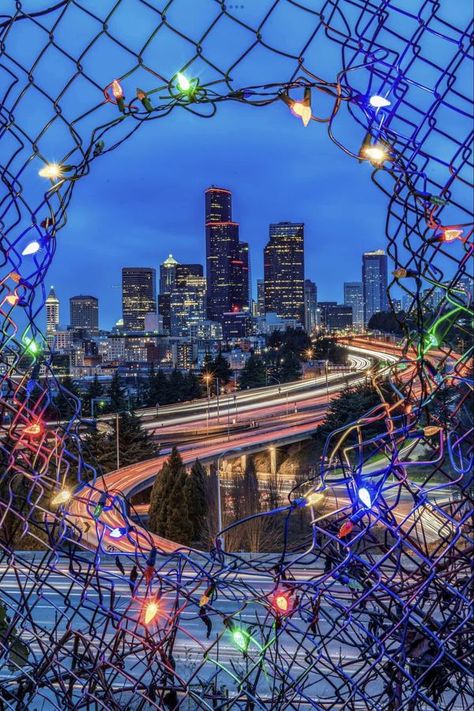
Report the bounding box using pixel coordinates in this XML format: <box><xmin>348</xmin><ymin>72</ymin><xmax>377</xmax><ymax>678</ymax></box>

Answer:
<box><xmin>0</xmin><ymin>1</ymin><xmax>472</xmax><ymax>709</ymax></box>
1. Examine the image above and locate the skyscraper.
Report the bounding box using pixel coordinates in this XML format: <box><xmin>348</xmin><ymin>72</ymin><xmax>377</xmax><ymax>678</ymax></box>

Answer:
<box><xmin>159</xmin><ymin>254</ymin><xmax>178</xmax><ymax>295</ymax></box>
<box><xmin>344</xmin><ymin>282</ymin><xmax>364</xmax><ymax>329</ymax></box>
<box><xmin>362</xmin><ymin>250</ymin><xmax>388</xmax><ymax>325</ymax></box>
<box><xmin>122</xmin><ymin>267</ymin><xmax>156</xmax><ymax>332</ymax></box>
<box><xmin>264</xmin><ymin>222</ymin><xmax>304</xmax><ymax>323</ymax></box>
<box><xmin>175</xmin><ymin>263</ymin><xmax>203</xmax><ymax>287</ymax></box>
<box><xmin>257</xmin><ymin>278</ymin><xmax>265</xmax><ymax>316</ymax></box>
<box><xmin>46</xmin><ymin>286</ymin><xmax>59</xmax><ymax>335</ymax></box>
<box><xmin>205</xmin><ymin>186</ymin><xmax>249</xmax><ymax>323</ymax></box>
<box><xmin>170</xmin><ymin>273</ymin><xmax>207</xmax><ymax>337</ymax></box>
<box><xmin>304</xmin><ymin>279</ymin><xmax>318</xmax><ymax>333</ymax></box>
<box><xmin>70</xmin><ymin>295</ymin><xmax>99</xmax><ymax>335</ymax></box>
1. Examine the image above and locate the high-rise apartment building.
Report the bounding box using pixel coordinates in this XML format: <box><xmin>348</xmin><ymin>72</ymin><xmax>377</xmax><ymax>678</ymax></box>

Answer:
<box><xmin>205</xmin><ymin>186</ymin><xmax>249</xmax><ymax>323</ymax></box>
<box><xmin>264</xmin><ymin>222</ymin><xmax>304</xmax><ymax>324</ymax></box>
<box><xmin>122</xmin><ymin>267</ymin><xmax>157</xmax><ymax>332</ymax></box>
<box><xmin>362</xmin><ymin>250</ymin><xmax>388</xmax><ymax>325</ymax></box>
<box><xmin>344</xmin><ymin>282</ymin><xmax>364</xmax><ymax>329</ymax></box>
<box><xmin>46</xmin><ymin>286</ymin><xmax>60</xmax><ymax>335</ymax></box>
<box><xmin>304</xmin><ymin>279</ymin><xmax>318</xmax><ymax>333</ymax></box>
<box><xmin>70</xmin><ymin>295</ymin><xmax>99</xmax><ymax>335</ymax></box>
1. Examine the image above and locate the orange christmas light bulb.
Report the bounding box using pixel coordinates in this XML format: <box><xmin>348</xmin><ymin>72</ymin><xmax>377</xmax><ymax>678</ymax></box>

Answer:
<box><xmin>143</xmin><ymin>600</ymin><xmax>159</xmax><ymax>625</ymax></box>
<box><xmin>338</xmin><ymin>520</ymin><xmax>354</xmax><ymax>538</ymax></box>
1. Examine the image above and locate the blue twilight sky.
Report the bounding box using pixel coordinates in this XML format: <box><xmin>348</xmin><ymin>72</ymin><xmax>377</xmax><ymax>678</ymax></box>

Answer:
<box><xmin>7</xmin><ymin>1</ymin><xmax>469</xmax><ymax>330</ymax></box>
<box><xmin>47</xmin><ymin>100</ymin><xmax>387</xmax><ymax>328</ymax></box>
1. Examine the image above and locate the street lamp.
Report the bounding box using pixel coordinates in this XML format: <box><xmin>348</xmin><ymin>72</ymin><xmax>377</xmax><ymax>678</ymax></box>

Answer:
<box><xmin>202</xmin><ymin>372</ymin><xmax>213</xmax><ymax>434</ymax></box>
<box><xmin>268</xmin><ymin>374</ymin><xmax>290</xmax><ymax>416</ymax></box>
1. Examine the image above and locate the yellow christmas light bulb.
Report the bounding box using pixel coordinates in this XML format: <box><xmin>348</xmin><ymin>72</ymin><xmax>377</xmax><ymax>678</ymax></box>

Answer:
<box><xmin>112</xmin><ymin>80</ymin><xmax>124</xmax><ymax>99</ymax></box>
<box><xmin>305</xmin><ymin>491</ymin><xmax>324</xmax><ymax>507</ymax></box>
<box><xmin>442</xmin><ymin>228</ymin><xmax>463</xmax><ymax>242</ymax></box>
<box><xmin>362</xmin><ymin>145</ymin><xmax>387</xmax><ymax>164</ymax></box>
<box><xmin>38</xmin><ymin>163</ymin><xmax>63</xmax><ymax>180</ymax></box>
<box><xmin>52</xmin><ymin>489</ymin><xmax>72</xmax><ymax>505</ymax></box>
<box><xmin>291</xmin><ymin>100</ymin><xmax>312</xmax><ymax>127</ymax></box>
<box><xmin>423</xmin><ymin>425</ymin><xmax>442</xmax><ymax>437</ymax></box>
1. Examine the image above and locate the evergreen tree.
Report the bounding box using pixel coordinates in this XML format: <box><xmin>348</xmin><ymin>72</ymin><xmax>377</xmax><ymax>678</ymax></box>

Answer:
<box><xmin>169</xmin><ymin>369</ymin><xmax>185</xmax><ymax>401</ymax></box>
<box><xmin>114</xmin><ymin>411</ymin><xmax>156</xmax><ymax>468</ymax></box>
<box><xmin>368</xmin><ymin>311</ymin><xmax>405</xmax><ymax>335</ymax></box>
<box><xmin>148</xmin><ymin>368</ymin><xmax>170</xmax><ymax>406</ymax></box>
<box><xmin>148</xmin><ymin>451</ymin><xmax>177</xmax><ymax>535</ymax></box>
<box><xmin>184</xmin><ymin>459</ymin><xmax>208</xmax><ymax>541</ymax></box>
<box><xmin>317</xmin><ymin>383</ymin><xmax>391</xmax><ymax>444</ymax></box>
<box><xmin>167</xmin><ymin>468</ymin><xmax>193</xmax><ymax>545</ymax></box>
<box><xmin>82</xmin><ymin>427</ymin><xmax>115</xmax><ymax>474</ymax></box>
<box><xmin>109</xmin><ymin>370</ymin><xmax>127</xmax><ymax>412</ymax></box>
<box><xmin>84</xmin><ymin>374</ymin><xmax>103</xmax><ymax>415</ymax></box>
<box><xmin>280</xmin><ymin>350</ymin><xmax>301</xmax><ymax>383</ymax></box>
<box><xmin>202</xmin><ymin>353</ymin><xmax>214</xmax><ymax>374</ymax></box>
<box><xmin>149</xmin><ymin>447</ymin><xmax>189</xmax><ymax>541</ymax></box>
<box><xmin>212</xmin><ymin>352</ymin><xmax>232</xmax><ymax>385</ymax></box>
<box><xmin>52</xmin><ymin>376</ymin><xmax>81</xmax><ymax>419</ymax></box>
<box><xmin>83</xmin><ymin>410</ymin><xmax>156</xmax><ymax>473</ymax></box>
<box><xmin>313</xmin><ymin>337</ymin><xmax>348</xmax><ymax>366</ymax></box>
<box><xmin>183</xmin><ymin>371</ymin><xmax>202</xmax><ymax>400</ymax></box>
<box><xmin>239</xmin><ymin>354</ymin><xmax>267</xmax><ymax>390</ymax></box>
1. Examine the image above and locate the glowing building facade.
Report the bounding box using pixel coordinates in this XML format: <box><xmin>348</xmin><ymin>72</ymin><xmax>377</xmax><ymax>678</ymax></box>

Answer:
<box><xmin>264</xmin><ymin>222</ymin><xmax>305</xmax><ymax>324</ymax></box>
<box><xmin>122</xmin><ymin>267</ymin><xmax>157</xmax><ymax>332</ymax></box>
<box><xmin>205</xmin><ymin>186</ymin><xmax>249</xmax><ymax>323</ymax></box>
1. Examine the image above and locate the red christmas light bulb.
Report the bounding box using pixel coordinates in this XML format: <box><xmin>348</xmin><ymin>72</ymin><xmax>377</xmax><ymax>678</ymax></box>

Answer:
<box><xmin>338</xmin><ymin>520</ymin><xmax>354</xmax><ymax>539</ymax></box>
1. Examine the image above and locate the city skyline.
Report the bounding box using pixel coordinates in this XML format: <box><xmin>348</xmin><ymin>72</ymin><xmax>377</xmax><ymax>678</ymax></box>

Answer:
<box><xmin>47</xmin><ymin>184</ymin><xmax>389</xmax><ymax>330</ymax></box>
<box><xmin>45</xmin><ymin>95</ymin><xmax>391</xmax><ymax>329</ymax></box>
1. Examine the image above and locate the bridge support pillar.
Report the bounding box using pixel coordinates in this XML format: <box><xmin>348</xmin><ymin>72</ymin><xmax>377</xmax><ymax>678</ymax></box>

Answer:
<box><xmin>269</xmin><ymin>446</ymin><xmax>277</xmax><ymax>475</ymax></box>
<box><xmin>240</xmin><ymin>454</ymin><xmax>247</xmax><ymax>473</ymax></box>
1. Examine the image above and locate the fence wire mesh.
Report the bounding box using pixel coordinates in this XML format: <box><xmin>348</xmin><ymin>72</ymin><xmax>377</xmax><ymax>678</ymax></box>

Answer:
<box><xmin>0</xmin><ymin>1</ymin><xmax>473</xmax><ymax>709</ymax></box>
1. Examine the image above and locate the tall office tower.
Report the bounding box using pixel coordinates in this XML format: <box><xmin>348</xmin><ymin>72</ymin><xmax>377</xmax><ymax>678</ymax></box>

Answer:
<box><xmin>175</xmin><ymin>263</ymin><xmax>203</xmax><ymax>287</ymax></box>
<box><xmin>70</xmin><ymin>295</ymin><xmax>99</xmax><ymax>336</ymax></box>
<box><xmin>205</xmin><ymin>186</ymin><xmax>249</xmax><ymax>323</ymax></box>
<box><xmin>304</xmin><ymin>279</ymin><xmax>318</xmax><ymax>333</ymax></box>
<box><xmin>257</xmin><ymin>279</ymin><xmax>265</xmax><ymax>316</ymax></box>
<box><xmin>344</xmin><ymin>282</ymin><xmax>364</xmax><ymax>329</ymax></box>
<box><xmin>170</xmin><ymin>274</ymin><xmax>207</xmax><ymax>337</ymax></box>
<box><xmin>264</xmin><ymin>222</ymin><xmax>305</xmax><ymax>323</ymax></box>
<box><xmin>46</xmin><ymin>286</ymin><xmax>60</xmax><ymax>335</ymax></box>
<box><xmin>159</xmin><ymin>254</ymin><xmax>178</xmax><ymax>295</ymax></box>
<box><xmin>362</xmin><ymin>250</ymin><xmax>388</xmax><ymax>325</ymax></box>
<box><xmin>122</xmin><ymin>267</ymin><xmax>156</xmax><ymax>331</ymax></box>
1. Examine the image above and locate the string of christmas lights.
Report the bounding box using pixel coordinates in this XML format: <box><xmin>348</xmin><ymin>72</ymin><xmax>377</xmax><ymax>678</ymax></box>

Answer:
<box><xmin>0</xmin><ymin>1</ymin><xmax>472</xmax><ymax>709</ymax></box>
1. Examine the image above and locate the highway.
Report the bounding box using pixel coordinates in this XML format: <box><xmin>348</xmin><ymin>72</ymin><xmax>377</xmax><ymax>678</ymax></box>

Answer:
<box><xmin>64</xmin><ymin>341</ymin><xmax>432</xmax><ymax>557</ymax></box>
